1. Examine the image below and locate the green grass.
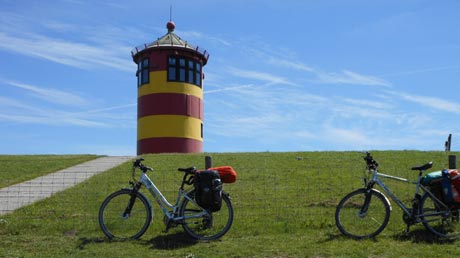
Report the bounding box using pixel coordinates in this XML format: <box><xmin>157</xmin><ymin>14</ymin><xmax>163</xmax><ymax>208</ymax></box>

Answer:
<box><xmin>1</xmin><ymin>151</ymin><xmax>460</xmax><ymax>257</ymax></box>
<box><xmin>0</xmin><ymin>155</ymin><xmax>100</xmax><ymax>189</ymax></box>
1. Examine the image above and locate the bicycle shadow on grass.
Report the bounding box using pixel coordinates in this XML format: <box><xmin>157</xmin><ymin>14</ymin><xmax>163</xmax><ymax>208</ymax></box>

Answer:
<box><xmin>77</xmin><ymin>232</ymin><xmax>199</xmax><ymax>250</ymax></box>
<box><xmin>322</xmin><ymin>233</ymin><xmax>381</xmax><ymax>243</ymax></box>
<box><xmin>393</xmin><ymin>229</ymin><xmax>457</xmax><ymax>244</ymax></box>
<box><xmin>323</xmin><ymin>230</ymin><xmax>457</xmax><ymax>244</ymax></box>
<box><xmin>76</xmin><ymin>237</ymin><xmax>108</xmax><ymax>250</ymax></box>
<box><xmin>144</xmin><ymin>232</ymin><xmax>199</xmax><ymax>250</ymax></box>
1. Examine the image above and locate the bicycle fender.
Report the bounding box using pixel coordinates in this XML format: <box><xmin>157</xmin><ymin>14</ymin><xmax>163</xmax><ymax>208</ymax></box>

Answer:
<box><xmin>222</xmin><ymin>191</ymin><xmax>231</xmax><ymax>200</ymax></box>
<box><xmin>369</xmin><ymin>188</ymin><xmax>392</xmax><ymax>211</ymax></box>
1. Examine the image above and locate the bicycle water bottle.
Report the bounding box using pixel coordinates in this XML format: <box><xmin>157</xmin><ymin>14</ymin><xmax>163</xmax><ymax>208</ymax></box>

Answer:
<box><xmin>441</xmin><ymin>169</ymin><xmax>453</xmax><ymax>203</ymax></box>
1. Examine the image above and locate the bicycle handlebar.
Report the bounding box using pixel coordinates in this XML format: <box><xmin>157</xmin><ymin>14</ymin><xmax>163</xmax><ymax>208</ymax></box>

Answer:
<box><xmin>363</xmin><ymin>152</ymin><xmax>379</xmax><ymax>170</ymax></box>
<box><xmin>133</xmin><ymin>158</ymin><xmax>154</xmax><ymax>173</ymax></box>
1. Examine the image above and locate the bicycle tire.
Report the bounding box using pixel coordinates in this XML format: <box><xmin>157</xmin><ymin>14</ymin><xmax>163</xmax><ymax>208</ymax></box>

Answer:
<box><xmin>179</xmin><ymin>190</ymin><xmax>233</xmax><ymax>240</ymax></box>
<box><xmin>99</xmin><ymin>188</ymin><xmax>152</xmax><ymax>239</ymax></box>
<box><xmin>335</xmin><ymin>188</ymin><xmax>391</xmax><ymax>239</ymax></box>
<box><xmin>420</xmin><ymin>192</ymin><xmax>460</xmax><ymax>238</ymax></box>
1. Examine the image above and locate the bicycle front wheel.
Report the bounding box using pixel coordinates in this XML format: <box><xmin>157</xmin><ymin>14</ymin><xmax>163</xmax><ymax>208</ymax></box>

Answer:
<box><xmin>99</xmin><ymin>188</ymin><xmax>152</xmax><ymax>239</ymax></box>
<box><xmin>420</xmin><ymin>192</ymin><xmax>460</xmax><ymax>238</ymax></box>
<box><xmin>179</xmin><ymin>190</ymin><xmax>233</xmax><ymax>240</ymax></box>
<box><xmin>335</xmin><ymin>188</ymin><xmax>391</xmax><ymax>239</ymax></box>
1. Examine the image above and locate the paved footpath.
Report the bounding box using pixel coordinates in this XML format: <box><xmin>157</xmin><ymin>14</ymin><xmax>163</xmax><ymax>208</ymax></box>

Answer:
<box><xmin>0</xmin><ymin>156</ymin><xmax>133</xmax><ymax>215</ymax></box>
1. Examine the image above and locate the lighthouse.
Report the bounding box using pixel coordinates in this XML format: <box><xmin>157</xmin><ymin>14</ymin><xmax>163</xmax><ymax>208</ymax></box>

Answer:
<box><xmin>131</xmin><ymin>21</ymin><xmax>209</xmax><ymax>154</ymax></box>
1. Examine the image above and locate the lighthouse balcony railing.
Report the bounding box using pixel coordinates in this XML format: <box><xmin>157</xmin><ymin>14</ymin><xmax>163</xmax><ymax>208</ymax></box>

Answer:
<box><xmin>131</xmin><ymin>43</ymin><xmax>209</xmax><ymax>60</ymax></box>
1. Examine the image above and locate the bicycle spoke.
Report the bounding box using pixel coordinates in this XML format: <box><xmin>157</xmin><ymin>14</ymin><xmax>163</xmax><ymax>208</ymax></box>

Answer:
<box><xmin>180</xmin><ymin>191</ymin><xmax>233</xmax><ymax>240</ymax></box>
<box><xmin>335</xmin><ymin>189</ymin><xmax>390</xmax><ymax>239</ymax></box>
<box><xmin>99</xmin><ymin>189</ymin><xmax>152</xmax><ymax>239</ymax></box>
<box><xmin>421</xmin><ymin>193</ymin><xmax>460</xmax><ymax>238</ymax></box>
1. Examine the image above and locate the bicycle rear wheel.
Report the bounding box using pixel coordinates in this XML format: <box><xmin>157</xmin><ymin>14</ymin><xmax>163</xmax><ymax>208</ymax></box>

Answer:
<box><xmin>99</xmin><ymin>189</ymin><xmax>152</xmax><ymax>239</ymax></box>
<box><xmin>179</xmin><ymin>190</ymin><xmax>233</xmax><ymax>240</ymax></box>
<box><xmin>335</xmin><ymin>188</ymin><xmax>391</xmax><ymax>239</ymax></box>
<box><xmin>420</xmin><ymin>192</ymin><xmax>460</xmax><ymax>238</ymax></box>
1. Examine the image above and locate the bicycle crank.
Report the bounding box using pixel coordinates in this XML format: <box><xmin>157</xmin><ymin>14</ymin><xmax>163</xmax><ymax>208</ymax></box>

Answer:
<box><xmin>163</xmin><ymin>215</ymin><xmax>179</xmax><ymax>232</ymax></box>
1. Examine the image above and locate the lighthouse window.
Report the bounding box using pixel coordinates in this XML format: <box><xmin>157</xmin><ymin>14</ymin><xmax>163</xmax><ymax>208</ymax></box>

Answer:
<box><xmin>168</xmin><ymin>57</ymin><xmax>176</xmax><ymax>81</ymax></box>
<box><xmin>137</xmin><ymin>58</ymin><xmax>149</xmax><ymax>87</ymax></box>
<box><xmin>188</xmin><ymin>60</ymin><xmax>194</xmax><ymax>84</ymax></box>
<box><xmin>195</xmin><ymin>63</ymin><xmax>202</xmax><ymax>86</ymax></box>
<box><xmin>168</xmin><ymin>67</ymin><xmax>176</xmax><ymax>81</ymax></box>
<box><xmin>167</xmin><ymin>56</ymin><xmax>202</xmax><ymax>87</ymax></box>
<box><xmin>179</xmin><ymin>58</ymin><xmax>186</xmax><ymax>81</ymax></box>
<box><xmin>168</xmin><ymin>57</ymin><xmax>176</xmax><ymax>65</ymax></box>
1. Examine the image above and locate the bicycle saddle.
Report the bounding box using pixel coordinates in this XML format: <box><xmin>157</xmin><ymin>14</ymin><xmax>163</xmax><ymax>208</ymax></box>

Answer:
<box><xmin>411</xmin><ymin>162</ymin><xmax>433</xmax><ymax>171</ymax></box>
<box><xmin>178</xmin><ymin>167</ymin><xmax>196</xmax><ymax>174</ymax></box>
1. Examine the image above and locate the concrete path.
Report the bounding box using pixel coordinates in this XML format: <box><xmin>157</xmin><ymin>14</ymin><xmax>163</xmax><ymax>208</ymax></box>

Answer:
<box><xmin>0</xmin><ymin>156</ymin><xmax>133</xmax><ymax>215</ymax></box>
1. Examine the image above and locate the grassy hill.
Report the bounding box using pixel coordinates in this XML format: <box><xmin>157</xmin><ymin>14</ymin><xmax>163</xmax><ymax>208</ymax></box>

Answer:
<box><xmin>1</xmin><ymin>151</ymin><xmax>459</xmax><ymax>257</ymax></box>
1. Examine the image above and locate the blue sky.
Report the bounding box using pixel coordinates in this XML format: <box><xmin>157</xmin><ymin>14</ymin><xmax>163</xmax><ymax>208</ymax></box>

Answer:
<box><xmin>0</xmin><ymin>0</ymin><xmax>459</xmax><ymax>155</ymax></box>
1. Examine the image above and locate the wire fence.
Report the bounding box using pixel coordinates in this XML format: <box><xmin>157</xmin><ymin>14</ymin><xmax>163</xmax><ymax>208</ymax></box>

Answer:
<box><xmin>1</xmin><ymin>151</ymin><xmax>459</xmax><ymax>235</ymax></box>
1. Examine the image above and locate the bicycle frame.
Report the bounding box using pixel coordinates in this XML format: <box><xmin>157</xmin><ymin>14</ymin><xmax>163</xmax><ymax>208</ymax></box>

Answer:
<box><xmin>368</xmin><ymin>169</ymin><xmax>449</xmax><ymax>218</ymax></box>
<box><xmin>138</xmin><ymin>172</ymin><xmax>208</xmax><ymax>222</ymax></box>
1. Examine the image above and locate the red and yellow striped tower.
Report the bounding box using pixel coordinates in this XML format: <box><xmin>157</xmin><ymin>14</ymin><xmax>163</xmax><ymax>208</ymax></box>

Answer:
<box><xmin>131</xmin><ymin>21</ymin><xmax>209</xmax><ymax>154</ymax></box>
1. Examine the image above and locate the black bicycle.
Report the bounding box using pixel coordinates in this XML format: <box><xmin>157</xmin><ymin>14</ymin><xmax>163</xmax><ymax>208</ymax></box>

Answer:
<box><xmin>335</xmin><ymin>152</ymin><xmax>460</xmax><ymax>239</ymax></box>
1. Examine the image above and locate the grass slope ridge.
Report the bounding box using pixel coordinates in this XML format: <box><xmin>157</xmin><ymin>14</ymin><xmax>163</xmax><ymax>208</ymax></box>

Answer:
<box><xmin>0</xmin><ymin>155</ymin><xmax>99</xmax><ymax>189</ymax></box>
<box><xmin>0</xmin><ymin>151</ymin><xmax>459</xmax><ymax>257</ymax></box>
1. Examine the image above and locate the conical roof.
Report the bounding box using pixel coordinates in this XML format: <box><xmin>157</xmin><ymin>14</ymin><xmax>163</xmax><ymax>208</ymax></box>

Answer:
<box><xmin>150</xmin><ymin>21</ymin><xmax>194</xmax><ymax>49</ymax></box>
<box><xmin>131</xmin><ymin>21</ymin><xmax>209</xmax><ymax>62</ymax></box>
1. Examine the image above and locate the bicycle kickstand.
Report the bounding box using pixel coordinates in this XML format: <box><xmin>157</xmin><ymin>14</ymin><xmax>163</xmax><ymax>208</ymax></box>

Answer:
<box><xmin>404</xmin><ymin>225</ymin><xmax>411</xmax><ymax>236</ymax></box>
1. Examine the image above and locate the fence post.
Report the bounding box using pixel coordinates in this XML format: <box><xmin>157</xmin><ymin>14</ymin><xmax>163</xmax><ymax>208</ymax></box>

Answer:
<box><xmin>445</xmin><ymin>134</ymin><xmax>452</xmax><ymax>152</ymax></box>
<box><xmin>205</xmin><ymin>156</ymin><xmax>213</xmax><ymax>169</ymax></box>
<box><xmin>449</xmin><ymin>155</ymin><xmax>457</xmax><ymax>169</ymax></box>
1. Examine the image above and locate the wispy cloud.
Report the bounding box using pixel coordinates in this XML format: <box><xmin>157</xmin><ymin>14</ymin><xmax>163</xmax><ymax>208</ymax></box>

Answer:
<box><xmin>325</xmin><ymin>127</ymin><xmax>371</xmax><ymax>147</ymax></box>
<box><xmin>3</xmin><ymin>80</ymin><xmax>89</xmax><ymax>107</ymax></box>
<box><xmin>227</xmin><ymin>66</ymin><xmax>297</xmax><ymax>86</ymax></box>
<box><xmin>272</xmin><ymin>58</ymin><xmax>390</xmax><ymax>86</ymax></box>
<box><xmin>0</xmin><ymin>113</ymin><xmax>108</xmax><ymax>127</ymax></box>
<box><xmin>72</xmin><ymin>103</ymin><xmax>136</xmax><ymax>115</ymax></box>
<box><xmin>253</xmin><ymin>45</ymin><xmax>391</xmax><ymax>87</ymax></box>
<box><xmin>0</xmin><ymin>8</ymin><xmax>139</xmax><ymax>57</ymax></box>
<box><xmin>341</xmin><ymin>98</ymin><xmax>393</xmax><ymax>110</ymax></box>
<box><xmin>0</xmin><ymin>98</ymin><xmax>135</xmax><ymax>128</ymax></box>
<box><xmin>383</xmin><ymin>65</ymin><xmax>460</xmax><ymax>77</ymax></box>
<box><xmin>0</xmin><ymin>31</ymin><xmax>133</xmax><ymax>72</ymax></box>
<box><xmin>315</xmin><ymin>70</ymin><xmax>391</xmax><ymax>87</ymax></box>
<box><xmin>204</xmin><ymin>84</ymin><xmax>255</xmax><ymax>94</ymax></box>
<box><xmin>269</xmin><ymin>58</ymin><xmax>315</xmax><ymax>73</ymax></box>
<box><xmin>320</xmin><ymin>126</ymin><xmax>427</xmax><ymax>150</ymax></box>
<box><xmin>0</xmin><ymin>80</ymin><xmax>135</xmax><ymax>128</ymax></box>
<box><xmin>0</xmin><ymin>96</ymin><xmax>40</xmax><ymax>111</ymax></box>
<box><xmin>0</xmin><ymin>96</ymin><xmax>109</xmax><ymax>127</ymax></box>
<box><xmin>386</xmin><ymin>90</ymin><xmax>460</xmax><ymax>113</ymax></box>
<box><xmin>177</xmin><ymin>30</ymin><xmax>232</xmax><ymax>47</ymax></box>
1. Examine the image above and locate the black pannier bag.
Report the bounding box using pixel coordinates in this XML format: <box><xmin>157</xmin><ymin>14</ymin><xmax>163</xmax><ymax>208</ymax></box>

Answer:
<box><xmin>194</xmin><ymin>170</ymin><xmax>222</xmax><ymax>212</ymax></box>
<box><xmin>421</xmin><ymin>171</ymin><xmax>445</xmax><ymax>202</ymax></box>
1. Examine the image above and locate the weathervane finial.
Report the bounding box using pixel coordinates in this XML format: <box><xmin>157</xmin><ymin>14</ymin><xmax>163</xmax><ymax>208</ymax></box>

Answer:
<box><xmin>166</xmin><ymin>5</ymin><xmax>175</xmax><ymax>32</ymax></box>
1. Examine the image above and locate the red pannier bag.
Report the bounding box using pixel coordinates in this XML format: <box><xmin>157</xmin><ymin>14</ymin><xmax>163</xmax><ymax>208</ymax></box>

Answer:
<box><xmin>449</xmin><ymin>169</ymin><xmax>460</xmax><ymax>193</ymax></box>
<box><xmin>209</xmin><ymin>166</ymin><xmax>237</xmax><ymax>184</ymax></box>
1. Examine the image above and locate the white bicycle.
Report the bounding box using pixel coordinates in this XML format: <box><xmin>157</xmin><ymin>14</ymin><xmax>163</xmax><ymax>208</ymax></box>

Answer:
<box><xmin>99</xmin><ymin>158</ymin><xmax>234</xmax><ymax>241</ymax></box>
